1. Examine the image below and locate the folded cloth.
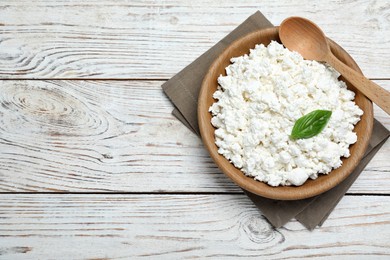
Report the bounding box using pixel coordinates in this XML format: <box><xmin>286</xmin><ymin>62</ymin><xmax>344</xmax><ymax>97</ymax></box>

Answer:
<box><xmin>162</xmin><ymin>11</ymin><xmax>390</xmax><ymax>229</ymax></box>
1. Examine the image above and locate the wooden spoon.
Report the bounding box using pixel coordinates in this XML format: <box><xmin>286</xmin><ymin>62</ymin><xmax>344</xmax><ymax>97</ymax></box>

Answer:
<box><xmin>279</xmin><ymin>16</ymin><xmax>390</xmax><ymax>115</ymax></box>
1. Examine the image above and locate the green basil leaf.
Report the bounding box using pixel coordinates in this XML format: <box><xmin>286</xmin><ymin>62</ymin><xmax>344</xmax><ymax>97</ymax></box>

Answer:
<box><xmin>291</xmin><ymin>110</ymin><xmax>332</xmax><ymax>139</ymax></box>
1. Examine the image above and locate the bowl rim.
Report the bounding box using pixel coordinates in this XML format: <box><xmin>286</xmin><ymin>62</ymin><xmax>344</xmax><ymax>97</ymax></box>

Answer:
<box><xmin>198</xmin><ymin>26</ymin><xmax>373</xmax><ymax>200</ymax></box>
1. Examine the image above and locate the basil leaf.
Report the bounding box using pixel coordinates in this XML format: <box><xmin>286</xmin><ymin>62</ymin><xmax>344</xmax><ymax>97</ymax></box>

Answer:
<box><xmin>291</xmin><ymin>110</ymin><xmax>332</xmax><ymax>139</ymax></box>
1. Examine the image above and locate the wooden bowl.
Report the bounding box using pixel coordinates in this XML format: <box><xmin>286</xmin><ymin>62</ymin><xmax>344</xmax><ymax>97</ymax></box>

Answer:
<box><xmin>198</xmin><ymin>27</ymin><xmax>373</xmax><ymax>200</ymax></box>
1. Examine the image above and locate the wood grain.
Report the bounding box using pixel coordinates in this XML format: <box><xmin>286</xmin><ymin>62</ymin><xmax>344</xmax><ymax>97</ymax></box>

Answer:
<box><xmin>0</xmin><ymin>0</ymin><xmax>388</xmax><ymax>79</ymax></box>
<box><xmin>0</xmin><ymin>2</ymin><xmax>388</xmax><ymax>257</ymax></box>
<box><xmin>0</xmin><ymin>194</ymin><xmax>389</xmax><ymax>259</ymax></box>
<box><xmin>0</xmin><ymin>80</ymin><xmax>388</xmax><ymax>193</ymax></box>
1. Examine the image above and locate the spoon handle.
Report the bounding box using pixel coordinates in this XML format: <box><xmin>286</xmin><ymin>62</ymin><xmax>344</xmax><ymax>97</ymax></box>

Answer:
<box><xmin>326</xmin><ymin>53</ymin><xmax>390</xmax><ymax>115</ymax></box>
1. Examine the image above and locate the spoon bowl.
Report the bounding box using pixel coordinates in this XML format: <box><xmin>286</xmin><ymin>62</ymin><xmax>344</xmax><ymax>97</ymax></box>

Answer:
<box><xmin>279</xmin><ymin>16</ymin><xmax>390</xmax><ymax>115</ymax></box>
<box><xmin>280</xmin><ymin>17</ymin><xmax>329</xmax><ymax>61</ymax></box>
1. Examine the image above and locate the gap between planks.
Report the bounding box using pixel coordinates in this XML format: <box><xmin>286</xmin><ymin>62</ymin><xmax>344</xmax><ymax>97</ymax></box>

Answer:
<box><xmin>0</xmin><ymin>78</ymin><xmax>390</xmax><ymax>81</ymax></box>
<box><xmin>0</xmin><ymin>78</ymin><xmax>169</xmax><ymax>81</ymax></box>
<box><xmin>0</xmin><ymin>191</ymin><xmax>388</xmax><ymax>196</ymax></box>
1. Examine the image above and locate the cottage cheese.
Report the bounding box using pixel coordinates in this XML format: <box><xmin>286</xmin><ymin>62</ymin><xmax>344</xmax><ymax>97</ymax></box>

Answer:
<box><xmin>209</xmin><ymin>41</ymin><xmax>363</xmax><ymax>186</ymax></box>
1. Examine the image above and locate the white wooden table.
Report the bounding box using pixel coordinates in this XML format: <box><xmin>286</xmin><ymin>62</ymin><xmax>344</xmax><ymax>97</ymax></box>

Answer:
<box><xmin>0</xmin><ymin>1</ymin><xmax>389</xmax><ymax>259</ymax></box>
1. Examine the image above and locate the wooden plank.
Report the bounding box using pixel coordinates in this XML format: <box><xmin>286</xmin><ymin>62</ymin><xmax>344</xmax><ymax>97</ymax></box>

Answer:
<box><xmin>0</xmin><ymin>80</ymin><xmax>388</xmax><ymax>193</ymax></box>
<box><xmin>0</xmin><ymin>0</ymin><xmax>388</xmax><ymax>79</ymax></box>
<box><xmin>0</xmin><ymin>194</ymin><xmax>389</xmax><ymax>259</ymax></box>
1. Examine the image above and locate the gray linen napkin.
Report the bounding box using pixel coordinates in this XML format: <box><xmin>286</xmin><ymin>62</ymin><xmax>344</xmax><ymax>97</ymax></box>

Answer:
<box><xmin>162</xmin><ymin>11</ymin><xmax>390</xmax><ymax>229</ymax></box>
